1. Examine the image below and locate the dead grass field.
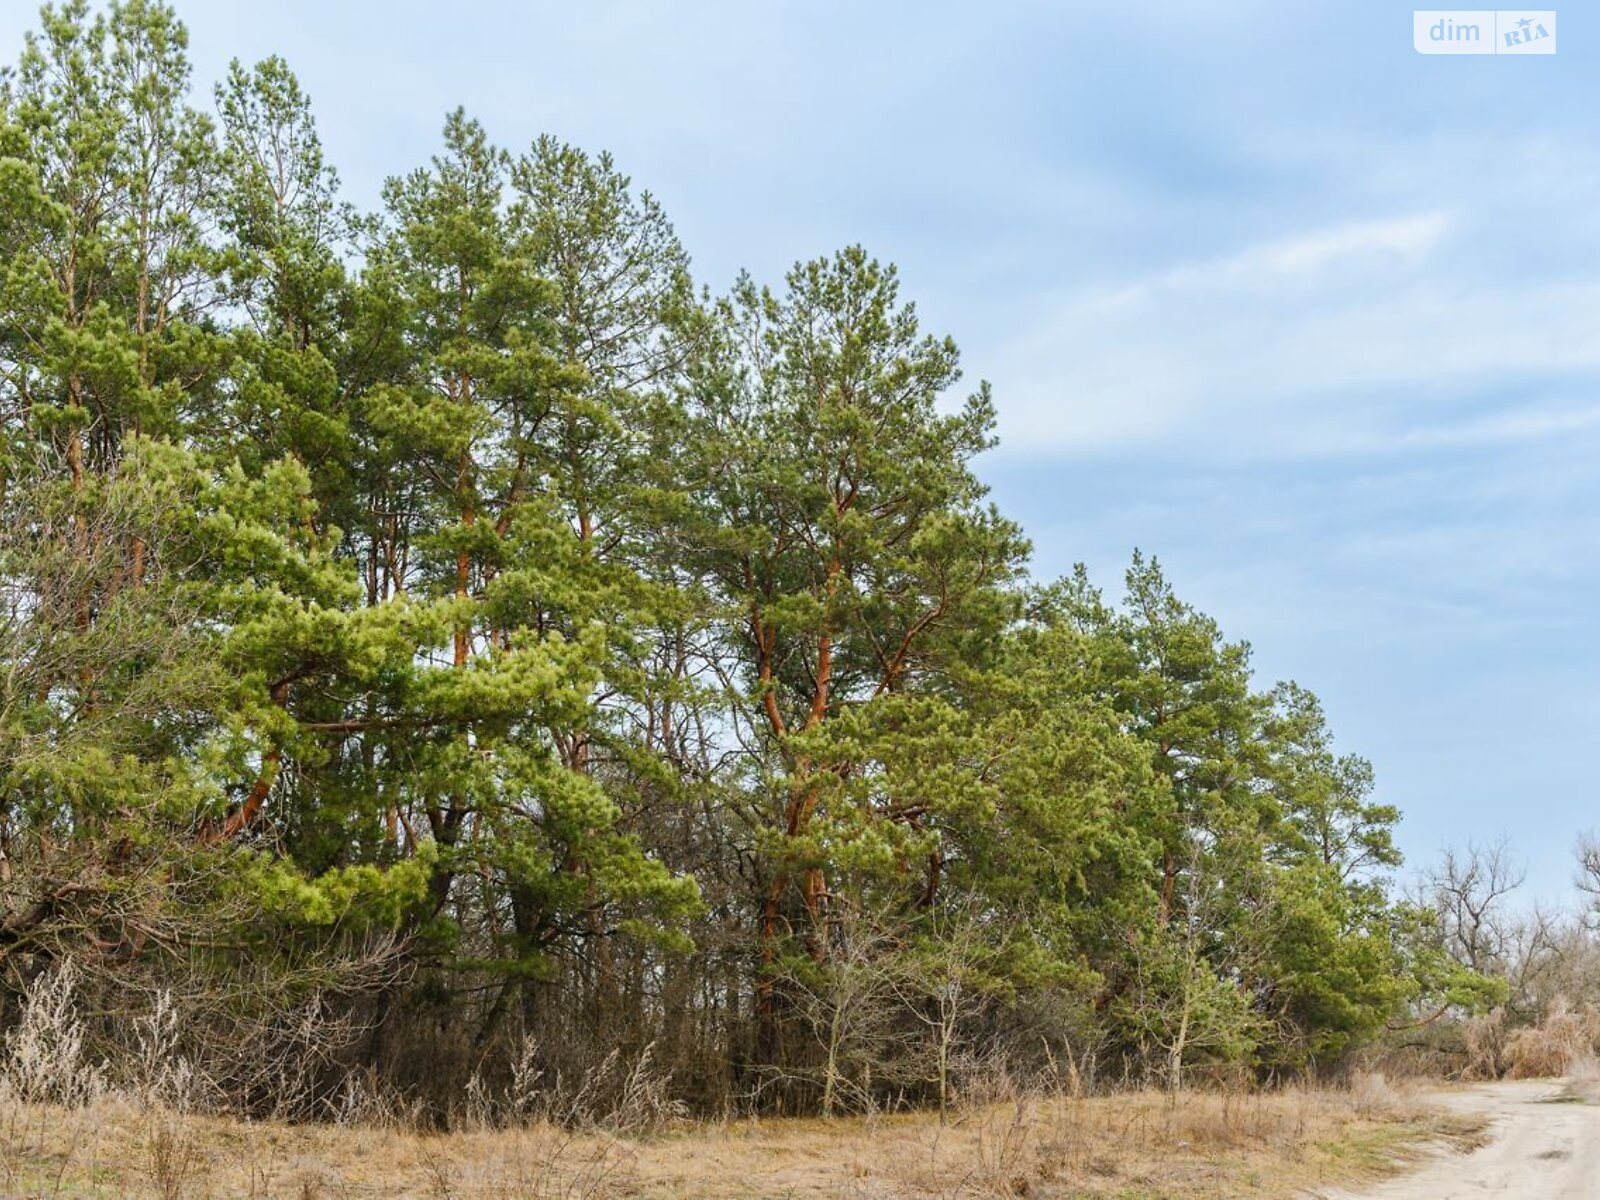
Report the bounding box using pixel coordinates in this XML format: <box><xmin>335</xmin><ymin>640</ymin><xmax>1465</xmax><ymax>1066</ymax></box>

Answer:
<box><xmin>0</xmin><ymin>1078</ymin><xmax>1484</xmax><ymax>1199</ymax></box>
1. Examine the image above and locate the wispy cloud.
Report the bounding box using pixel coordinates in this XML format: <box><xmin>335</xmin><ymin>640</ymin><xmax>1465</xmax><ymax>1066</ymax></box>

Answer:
<box><xmin>989</xmin><ymin>205</ymin><xmax>1600</xmax><ymax>459</ymax></box>
<box><xmin>1121</xmin><ymin>212</ymin><xmax>1452</xmax><ymax>300</ymax></box>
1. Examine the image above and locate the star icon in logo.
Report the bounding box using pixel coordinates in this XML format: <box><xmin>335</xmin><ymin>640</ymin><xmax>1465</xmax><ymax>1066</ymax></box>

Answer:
<box><xmin>1517</xmin><ymin>16</ymin><xmax>1534</xmax><ymax>28</ymax></box>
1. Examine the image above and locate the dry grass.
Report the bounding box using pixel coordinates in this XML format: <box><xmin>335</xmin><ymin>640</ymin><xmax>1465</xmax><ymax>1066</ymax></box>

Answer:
<box><xmin>1504</xmin><ymin>997</ymin><xmax>1600</xmax><ymax>1080</ymax></box>
<box><xmin>0</xmin><ymin>1080</ymin><xmax>1480</xmax><ymax>1199</ymax></box>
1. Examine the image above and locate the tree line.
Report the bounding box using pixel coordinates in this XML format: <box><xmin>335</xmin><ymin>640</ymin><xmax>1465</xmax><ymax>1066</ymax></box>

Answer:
<box><xmin>0</xmin><ymin>2</ymin><xmax>1496</xmax><ymax>1121</ymax></box>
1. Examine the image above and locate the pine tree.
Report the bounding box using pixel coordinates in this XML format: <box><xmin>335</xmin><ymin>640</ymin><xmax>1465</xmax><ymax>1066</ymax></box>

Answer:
<box><xmin>681</xmin><ymin>246</ymin><xmax>1027</xmax><ymax>1063</ymax></box>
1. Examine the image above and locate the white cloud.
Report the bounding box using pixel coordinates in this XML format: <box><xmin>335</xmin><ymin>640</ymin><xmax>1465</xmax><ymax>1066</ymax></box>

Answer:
<box><xmin>988</xmin><ymin>209</ymin><xmax>1600</xmax><ymax>459</ymax></box>
<box><xmin>1140</xmin><ymin>212</ymin><xmax>1451</xmax><ymax>297</ymax></box>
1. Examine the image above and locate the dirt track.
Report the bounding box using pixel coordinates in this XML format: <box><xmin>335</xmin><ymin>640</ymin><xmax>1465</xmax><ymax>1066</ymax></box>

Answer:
<box><xmin>1318</xmin><ymin>1079</ymin><xmax>1600</xmax><ymax>1200</ymax></box>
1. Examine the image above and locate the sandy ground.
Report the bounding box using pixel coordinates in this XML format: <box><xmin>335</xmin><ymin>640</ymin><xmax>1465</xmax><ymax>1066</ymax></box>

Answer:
<box><xmin>1317</xmin><ymin>1078</ymin><xmax>1600</xmax><ymax>1200</ymax></box>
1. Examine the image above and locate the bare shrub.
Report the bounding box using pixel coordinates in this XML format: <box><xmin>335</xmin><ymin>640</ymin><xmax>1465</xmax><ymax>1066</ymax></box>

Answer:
<box><xmin>1462</xmin><ymin>1007</ymin><xmax>1508</xmax><ymax>1080</ymax></box>
<box><xmin>114</xmin><ymin>935</ymin><xmax>408</xmax><ymax>1121</ymax></box>
<box><xmin>460</xmin><ymin>1037</ymin><xmax>685</xmax><ymax>1134</ymax></box>
<box><xmin>145</xmin><ymin>1111</ymin><xmax>199</xmax><ymax>1200</ymax></box>
<box><xmin>1</xmin><ymin>960</ymin><xmax>106</xmax><ymax>1106</ymax></box>
<box><xmin>604</xmin><ymin>1043</ymin><xmax>687</xmax><ymax>1133</ymax></box>
<box><xmin>0</xmin><ymin>941</ymin><xmax>417</xmax><ymax>1125</ymax></box>
<box><xmin>969</xmin><ymin>1097</ymin><xmax>1039</xmax><ymax>1197</ymax></box>
<box><xmin>130</xmin><ymin>989</ymin><xmax>211</xmax><ymax>1112</ymax></box>
<box><xmin>1346</xmin><ymin>1069</ymin><xmax>1412</xmax><ymax>1119</ymax></box>
<box><xmin>950</xmin><ymin>1048</ymin><xmax>1028</xmax><ymax>1112</ymax></box>
<box><xmin>1505</xmin><ymin>996</ymin><xmax>1600</xmax><ymax>1078</ymax></box>
<box><xmin>327</xmin><ymin>1065</ymin><xmax>423</xmax><ymax>1129</ymax></box>
<box><xmin>469</xmin><ymin>1128</ymin><xmax>637</xmax><ymax>1200</ymax></box>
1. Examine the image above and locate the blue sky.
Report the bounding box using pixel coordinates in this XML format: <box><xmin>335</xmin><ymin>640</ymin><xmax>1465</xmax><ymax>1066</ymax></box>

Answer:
<box><xmin>4</xmin><ymin>2</ymin><xmax>1596</xmax><ymax>903</ymax></box>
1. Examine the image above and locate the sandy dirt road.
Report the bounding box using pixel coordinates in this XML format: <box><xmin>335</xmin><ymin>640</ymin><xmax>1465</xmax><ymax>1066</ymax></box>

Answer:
<box><xmin>1317</xmin><ymin>1079</ymin><xmax>1600</xmax><ymax>1200</ymax></box>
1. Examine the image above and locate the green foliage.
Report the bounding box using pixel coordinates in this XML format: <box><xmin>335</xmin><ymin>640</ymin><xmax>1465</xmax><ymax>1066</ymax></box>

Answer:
<box><xmin>0</xmin><ymin>1</ymin><xmax>1489</xmax><ymax>1117</ymax></box>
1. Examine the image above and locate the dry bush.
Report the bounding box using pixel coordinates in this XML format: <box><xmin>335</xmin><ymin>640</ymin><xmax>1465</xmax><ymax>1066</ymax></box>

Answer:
<box><xmin>145</xmin><ymin>1110</ymin><xmax>200</xmax><ymax>1200</ymax></box>
<box><xmin>129</xmin><ymin>989</ymin><xmax>213</xmax><ymax>1113</ymax></box>
<box><xmin>1345</xmin><ymin>1069</ymin><xmax>1419</xmax><ymax>1120</ymax></box>
<box><xmin>573</xmin><ymin>1042</ymin><xmax>686</xmax><ymax>1134</ymax></box>
<box><xmin>449</xmin><ymin>1127</ymin><xmax>638</xmax><ymax>1199</ymax></box>
<box><xmin>0</xmin><ymin>952</ymin><xmax>692</xmax><ymax>1143</ymax></box>
<box><xmin>0</xmin><ymin>948</ymin><xmax>429</xmax><ymax>1132</ymax></box>
<box><xmin>0</xmin><ymin>960</ymin><xmax>107</xmax><ymax>1106</ymax></box>
<box><xmin>947</xmin><ymin>1048</ymin><xmax>1029</xmax><ymax>1112</ymax></box>
<box><xmin>1361</xmin><ymin>1017</ymin><xmax>1469</xmax><ymax>1081</ymax></box>
<box><xmin>928</xmin><ymin>1059</ymin><xmax>1048</xmax><ymax>1195</ymax></box>
<box><xmin>328</xmin><ymin>1065</ymin><xmax>427</xmax><ymax>1129</ymax></box>
<box><xmin>1461</xmin><ymin>1006</ymin><xmax>1508</xmax><ymax>1080</ymax></box>
<box><xmin>457</xmin><ymin>1037</ymin><xmax>685</xmax><ymax>1136</ymax></box>
<box><xmin>1505</xmin><ymin>996</ymin><xmax>1600</xmax><ymax>1078</ymax></box>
